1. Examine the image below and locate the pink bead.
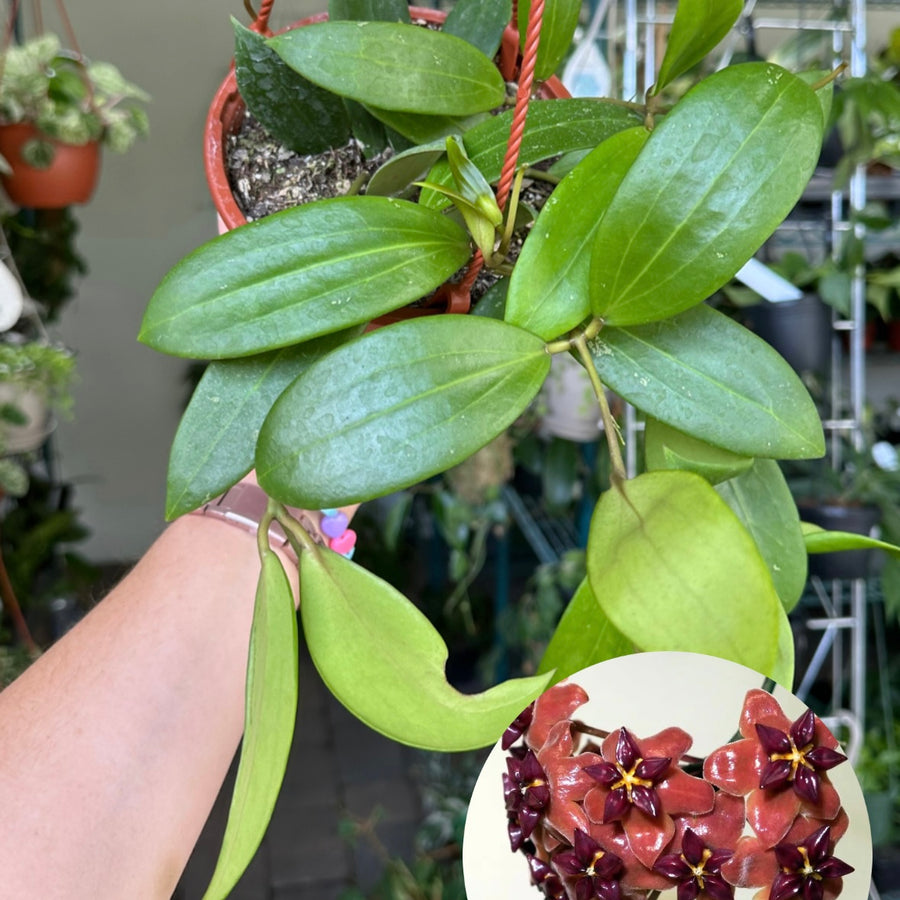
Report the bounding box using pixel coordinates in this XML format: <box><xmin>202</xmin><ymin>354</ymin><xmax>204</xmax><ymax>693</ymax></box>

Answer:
<box><xmin>329</xmin><ymin>529</ymin><xmax>357</xmax><ymax>556</ymax></box>
<box><xmin>321</xmin><ymin>511</ymin><xmax>349</xmax><ymax>538</ymax></box>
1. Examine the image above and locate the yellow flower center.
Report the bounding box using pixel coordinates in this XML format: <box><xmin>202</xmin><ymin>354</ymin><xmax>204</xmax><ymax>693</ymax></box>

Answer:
<box><xmin>768</xmin><ymin>739</ymin><xmax>816</xmax><ymax>781</ymax></box>
<box><xmin>610</xmin><ymin>757</ymin><xmax>654</xmax><ymax>800</ymax></box>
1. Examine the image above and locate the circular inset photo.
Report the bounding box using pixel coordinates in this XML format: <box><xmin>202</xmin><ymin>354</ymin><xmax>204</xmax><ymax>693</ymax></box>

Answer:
<box><xmin>463</xmin><ymin>652</ymin><xmax>871</xmax><ymax>900</ymax></box>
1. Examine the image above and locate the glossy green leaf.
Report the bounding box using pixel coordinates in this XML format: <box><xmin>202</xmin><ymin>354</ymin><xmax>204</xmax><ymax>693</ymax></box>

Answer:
<box><xmin>301</xmin><ymin>549</ymin><xmax>551</xmax><ymax>749</ymax></box>
<box><xmin>443</xmin><ymin>0</ymin><xmax>510</xmax><ymax>59</ymax></box>
<box><xmin>233</xmin><ymin>19</ymin><xmax>349</xmax><ymax>156</ymax></box>
<box><xmin>363</xmin><ymin>106</ymin><xmax>488</xmax><ymax>144</ymax></box>
<box><xmin>445</xmin><ymin>136</ymin><xmax>502</xmax><ymax>226</ymax></box>
<box><xmin>506</xmin><ymin>127</ymin><xmax>648</xmax><ymax>340</ymax></box>
<box><xmin>269</xmin><ymin>21</ymin><xmax>505</xmax><ymax>115</ymax></box>
<box><xmin>518</xmin><ymin>0</ymin><xmax>580</xmax><ymax>81</ymax></box>
<box><xmin>538</xmin><ymin>577</ymin><xmax>633</xmax><ymax>683</ymax></box>
<box><xmin>586</xmin><ymin>471</ymin><xmax>782</xmax><ymax>676</ymax></box>
<box><xmin>591</xmin><ymin>63</ymin><xmax>825</xmax><ymax>326</ymax></box>
<box><xmin>716</xmin><ymin>460</ymin><xmax>808</xmax><ymax>613</ymax></box>
<box><xmin>366</xmin><ymin>139</ymin><xmax>447</xmax><ymax>196</ymax></box>
<box><xmin>328</xmin><ymin>0</ymin><xmax>409</xmax><ymax>21</ymax></box>
<box><xmin>472</xmin><ymin>277</ymin><xmax>509</xmax><ymax>319</ymax></box>
<box><xmin>419</xmin><ymin>100</ymin><xmax>644</xmax><ymax>210</ymax></box>
<box><xmin>166</xmin><ymin>330</ymin><xmax>360</xmax><ymax>521</ymax></box>
<box><xmin>772</xmin><ymin>603</ymin><xmax>795</xmax><ymax>691</ymax></box>
<box><xmin>653</xmin><ymin>0</ymin><xmax>743</xmax><ymax>95</ymax></box>
<box><xmin>257</xmin><ymin>316</ymin><xmax>551</xmax><ymax>508</ymax></box>
<box><xmin>418</xmin><ymin>180</ymin><xmax>497</xmax><ymax>259</ymax></box>
<box><xmin>139</xmin><ymin>197</ymin><xmax>471</xmax><ymax>359</ymax></box>
<box><xmin>202</xmin><ymin>551</ymin><xmax>298</xmax><ymax>900</ymax></box>
<box><xmin>802</xmin><ymin>526</ymin><xmax>900</xmax><ymax>558</ymax></box>
<box><xmin>587</xmin><ymin>304</ymin><xmax>825</xmax><ymax>460</ymax></box>
<box><xmin>644</xmin><ymin>418</ymin><xmax>753</xmax><ymax>485</ymax></box>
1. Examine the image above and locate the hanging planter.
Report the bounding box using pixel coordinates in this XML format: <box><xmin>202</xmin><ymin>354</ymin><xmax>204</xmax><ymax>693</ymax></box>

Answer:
<box><xmin>0</xmin><ymin>31</ymin><xmax>149</xmax><ymax>210</ymax></box>
<box><xmin>0</xmin><ymin>123</ymin><xmax>100</xmax><ymax>208</ymax></box>
<box><xmin>204</xmin><ymin>5</ymin><xmax>570</xmax><ymax>235</ymax></box>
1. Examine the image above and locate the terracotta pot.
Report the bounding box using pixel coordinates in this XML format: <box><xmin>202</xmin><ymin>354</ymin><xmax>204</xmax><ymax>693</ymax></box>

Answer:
<box><xmin>204</xmin><ymin>8</ymin><xmax>569</xmax><ymax>232</ymax></box>
<box><xmin>0</xmin><ymin>124</ymin><xmax>100</xmax><ymax>209</ymax></box>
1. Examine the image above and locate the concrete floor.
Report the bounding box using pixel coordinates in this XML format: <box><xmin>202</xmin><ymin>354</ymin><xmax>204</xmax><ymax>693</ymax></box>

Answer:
<box><xmin>174</xmin><ymin>638</ymin><xmax>422</xmax><ymax>900</ymax></box>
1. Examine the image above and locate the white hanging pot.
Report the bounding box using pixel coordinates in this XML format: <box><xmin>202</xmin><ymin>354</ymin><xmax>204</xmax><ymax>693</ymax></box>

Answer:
<box><xmin>0</xmin><ymin>382</ymin><xmax>53</xmax><ymax>454</ymax></box>
<box><xmin>539</xmin><ymin>353</ymin><xmax>602</xmax><ymax>442</ymax></box>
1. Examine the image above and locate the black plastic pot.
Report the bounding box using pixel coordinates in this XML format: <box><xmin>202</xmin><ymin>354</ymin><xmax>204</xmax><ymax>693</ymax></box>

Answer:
<box><xmin>744</xmin><ymin>293</ymin><xmax>832</xmax><ymax>377</ymax></box>
<box><xmin>797</xmin><ymin>502</ymin><xmax>882</xmax><ymax>580</ymax></box>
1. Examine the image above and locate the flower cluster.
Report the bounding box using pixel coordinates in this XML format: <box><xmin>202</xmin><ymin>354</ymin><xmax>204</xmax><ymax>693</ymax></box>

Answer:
<box><xmin>503</xmin><ymin>684</ymin><xmax>854</xmax><ymax>900</ymax></box>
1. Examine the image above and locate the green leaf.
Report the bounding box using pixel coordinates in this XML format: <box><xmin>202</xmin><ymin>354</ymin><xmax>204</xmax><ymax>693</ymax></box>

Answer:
<box><xmin>363</xmin><ymin>106</ymin><xmax>489</xmax><ymax>144</ymax></box>
<box><xmin>772</xmin><ymin>603</ymin><xmax>795</xmax><ymax>691</ymax></box>
<box><xmin>445</xmin><ymin>135</ymin><xmax>502</xmax><ymax>226</ymax></box>
<box><xmin>653</xmin><ymin>0</ymin><xmax>743</xmax><ymax>95</ymax></box>
<box><xmin>716</xmin><ymin>460</ymin><xmax>808</xmax><ymax>613</ymax></box>
<box><xmin>233</xmin><ymin>19</ymin><xmax>350</xmax><ymax>156</ymax></box>
<box><xmin>473</xmin><ymin>277</ymin><xmax>509</xmax><ymax>320</ymax></box>
<box><xmin>506</xmin><ymin>127</ymin><xmax>648</xmax><ymax>340</ymax></box>
<box><xmin>301</xmin><ymin>550</ymin><xmax>551</xmax><ymax>750</ymax></box>
<box><xmin>802</xmin><ymin>526</ymin><xmax>900</xmax><ymax>558</ymax></box>
<box><xmin>517</xmin><ymin>0</ymin><xmax>581</xmax><ymax>81</ymax></box>
<box><xmin>166</xmin><ymin>330</ymin><xmax>361</xmax><ymax>521</ymax></box>
<box><xmin>139</xmin><ymin>197</ymin><xmax>471</xmax><ymax>359</ymax></box>
<box><xmin>591</xmin><ymin>63</ymin><xmax>825</xmax><ymax>326</ymax></box>
<box><xmin>443</xmin><ymin>0</ymin><xmax>511</xmax><ymax>59</ymax></box>
<box><xmin>587</xmin><ymin>304</ymin><xmax>825</xmax><ymax>460</ymax></box>
<box><xmin>366</xmin><ymin>139</ymin><xmax>448</xmax><ymax>196</ymax></box>
<box><xmin>644</xmin><ymin>418</ymin><xmax>753</xmax><ymax>485</ymax></box>
<box><xmin>202</xmin><ymin>551</ymin><xmax>298</xmax><ymax>900</ymax></box>
<box><xmin>257</xmin><ymin>316</ymin><xmax>551</xmax><ymax>508</ymax></box>
<box><xmin>269</xmin><ymin>21</ymin><xmax>505</xmax><ymax>116</ymax></box>
<box><xmin>420</xmin><ymin>99</ymin><xmax>644</xmax><ymax>210</ymax></box>
<box><xmin>538</xmin><ymin>577</ymin><xmax>633</xmax><ymax>682</ymax></box>
<box><xmin>586</xmin><ymin>471</ymin><xmax>782</xmax><ymax>676</ymax></box>
<box><xmin>328</xmin><ymin>0</ymin><xmax>409</xmax><ymax>21</ymax></box>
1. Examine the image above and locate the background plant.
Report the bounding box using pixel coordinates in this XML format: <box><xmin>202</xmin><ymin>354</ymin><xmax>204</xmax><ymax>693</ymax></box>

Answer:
<box><xmin>139</xmin><ymin>0</ymin><xmax>900</xmax><ymax>895</ymax></box>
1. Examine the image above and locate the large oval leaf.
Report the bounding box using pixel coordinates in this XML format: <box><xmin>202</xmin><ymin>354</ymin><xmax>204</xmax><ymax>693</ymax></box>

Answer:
<box><xmin>653</xmin><ymin>0</ymin><xmax>743</xmax><ymax>95</ymax></box>
<box><xmin>203</xmin><ymin>551</ymin><xmax>298</xmax><ymax>900</ymax></box>
<box><xmin>268</xmin><ymin>21</ymin><xmax>505</xmax><ymax>115</ymax></box>
<box><xmin>443</xmin><ymin>0</ymin><xmax>510</xmax><ymax>59</ymax></box>
<box><xmin>328</xmin><ymin>0</ymin><xmax>410</xmax><ymax>21</ymax></box>
<box><xmin>591</xmin><ymin>63</ymin><xmax>825</xmax><ymax>326</ymax></box>
<box><xmin>644</xmin><ymin>418</ymin><xmax>753</xmax><ymax>485</ymax></box>
<box><xmin>257</xmin><ymin>316</ymin><xmax>551</xmax><ymax>507</ymax></box>
<box><xmin>233</xmin><ymin>19</ymin><xmax>349</xmax><ymax>155</ymax></box>
<box><xmin>588</xmin><ymin>304</ymin><xmax>825</xmax><ymax>460</ymax></box>
<box><xmin>301</xmin><ymin>549</ymin><xmax>551</xmax><ymax>750</ymax></box>
<box><xmin>716</xmin><ymin>459</ymin><xmax>808</xmax><ymax>613</ymax></box>
<box><xmin>517</xmin><ymin>0</ymin><xmax>581</xmax><ymax>81</ymax></box>
<box><xmin>538</xmin><ymin>577</ymin><xmax>633</xmax><ymax>683</ymax></box>
<box><xmin>420</xmin><ymin>99</ymin><xmax>644</xmax><ymax>210</ymax></box>
<box><xmin>506</xmin><ymin>127</ymin><xmax>648</xmax><ymax>340</ymax></box>
<box><xmin>586</xmin><ymin>471</ymin><xmax>783</xmax><ymax>677</ymax></box>
<box><xmin>166</xmin><ymin>330</ymin><xmax>360</xmax><ymax>521</ymax></box>
<box><xmin>803</xmin><ymin>527</ymin><xmax>900</xmax><ymax>558</ymax></box>
<box><xmin>139</xmin><ymin>197</ymin><xmax>471</xmax><ymax>359</ymax></box>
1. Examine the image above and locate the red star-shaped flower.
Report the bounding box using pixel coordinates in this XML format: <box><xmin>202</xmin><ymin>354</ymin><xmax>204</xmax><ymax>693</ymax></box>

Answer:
<box><xmin>704</xmin><ymin>690</ymin><xmax>844</xmax><ymax>847</ymax></box>
<box><xmin>582</xmin><ymin>725</ymin><xmax>714</xmax><ymax>869</ymax></box>
<box><xmin>655</xmin><ymin>826</ymin><xmax>735</xmax><ymax>900</ymax></box>
<box><xmin>721</xmin><ymin>808</ymin><xmax>850</xmax><ymax>896</ymax></box>
<box><xmin>769</xmin><ymin>823</ymin><xmax>853</xmax><ymax>900</ymax></box>
<box><xmin>552</xmin><ymin>828</ymin><xmax>624</xmax><ymax>900</ymax></box>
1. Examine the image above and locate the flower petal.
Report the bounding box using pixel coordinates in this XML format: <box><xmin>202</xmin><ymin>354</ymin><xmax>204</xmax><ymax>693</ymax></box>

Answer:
<box><xmin>623</xmin><ymin>805</ymin><xmax>675</xmax><ymax>868</ymax></box>
<box><xmin>739</xmin><ymin>690</ymin><xmax>793</xmax><ymax>739</ymax></box>
<box><xmin>746</xmin><ymin>785</ymin><xmax>801</xmax><ymax>847</ymax></box>
<box><xmin>526</xmin><ymin>682</ymin><xmax>589</xmax><ymax>751</ymax></box>
<box><xmin>721</xmin><ymin>834</ymin><xmax>779</xmax><ymax>888</ymax></box>
<box><xmin>659</xmin><ymin>766</ymin><xmax>715</xmax><ymax>815</ymax></box>
<box><xmin>705</xmin><ymin>739</ymin><xmax>765</xmax><ymax>796</ymax></box>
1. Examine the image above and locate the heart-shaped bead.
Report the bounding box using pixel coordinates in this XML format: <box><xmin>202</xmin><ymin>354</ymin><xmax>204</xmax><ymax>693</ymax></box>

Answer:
<box><xmin>329</xmin><ymin>529</ymin><xmax>357</xmax><ymax>556</ymax></box>
<box><xmin>321</xmin><ymin>511</ymin><xmax>349</xmax><ymax>538</ymax></box>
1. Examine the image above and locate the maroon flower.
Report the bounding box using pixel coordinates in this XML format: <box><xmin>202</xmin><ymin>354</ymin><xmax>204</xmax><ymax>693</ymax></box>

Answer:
<box><xmin>503</xmin><ymin>702</ymin><xmax>535</xmax><ymax>749</ymax></box>
<box><xmin>721</xmin><ymin>808</ymin><xmax>850</xmax><ymax>896</ymax></box>
<box><xmin>756</xmin><ymin>709</ymin><xmax>846</xmax><ymax>803</ymax></box>
<box><xmin>582</xmin><ymin>726</ymin><xmax>714</xmax><ymax>869</ymax></box>
<box><xmin>584</xmin><ymin>728</ymin><xmax>672</xmax><ymax>821</ymax></box>
<box><xmin>655</xmin><ymin>827</ymin><xmax>734</xmax><ymax>900</ymax></box>
<box><xmin>769</xmin><ymin>824</ymin><xmax>854</xmax><ymax>900</ymax></box>
<box><xmin>504</xmin><ymin>749</ymin><xmax>550</xmax><ymax>848</ymax></box>
<box><xmin>552</xmin><ymin>828</ymin><xmax>624</xmax><ymax>900</ymax></box>
<box><xmin>528</xmin><ymin>854</ymin><xmax>567</xmax><ymax>900</ymax></box>
<box><xmin>704</xmin><ymin>690</ymin><xmax>844</xmax><ymax>847</ymax></box>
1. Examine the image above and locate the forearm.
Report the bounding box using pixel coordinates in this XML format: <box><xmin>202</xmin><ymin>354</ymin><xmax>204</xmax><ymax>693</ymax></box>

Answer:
<box><xmin>0</xmin><ymin>514</ymin><xmax>290</xmax><ymax>898</ymax></box>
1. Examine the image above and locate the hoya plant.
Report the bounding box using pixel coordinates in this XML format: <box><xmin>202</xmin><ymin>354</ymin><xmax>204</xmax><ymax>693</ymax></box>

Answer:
<box><xmin>140</xmin><ymin>0</ymin><xmax>900</xmax><ymax>896</ymax></box>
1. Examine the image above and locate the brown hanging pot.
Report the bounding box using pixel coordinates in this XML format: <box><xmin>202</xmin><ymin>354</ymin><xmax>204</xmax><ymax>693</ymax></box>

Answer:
<box><xmin>0</xmin><ymin>123</ymin><xmax>101</xmax><ymax>208</ymax></box>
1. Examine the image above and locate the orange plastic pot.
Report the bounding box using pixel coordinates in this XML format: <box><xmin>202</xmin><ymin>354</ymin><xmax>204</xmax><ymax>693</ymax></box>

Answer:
<box><xmin>0</xmin><ymin>123</ymin><xmax>100</xmax><ymax>209</ymax></box>
<box><xmin>204</xmin><ymin>7</ymin><xmax>569</xmax><ymax>232</ymax></box>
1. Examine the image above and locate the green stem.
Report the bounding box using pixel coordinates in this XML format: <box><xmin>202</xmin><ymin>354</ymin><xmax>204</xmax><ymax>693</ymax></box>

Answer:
<box><xmin>272</xmin><ymin>500</ymin><xmax>321</xmax><ymax>559</ymax></box>
<box><xmin>572</xmin><ymin>332</ymin><xmax>626</xmax><ymax>484</ymax></box>
<box><xmin>347</xmin><ymin>170</ymin><xmax>369</xmax><ymax>196</ymax></box>
<box><xmin>811</xmin><ymin>63</ymin><xmax>847</xmax><ymax>92</ymax></box>
<box><xmin>522</xmin><ymin>167</ymin><xmax>562</xmax><ymax>185</ymax></box>
<box><xmin>497</xmin><ymin>167</ymin><xmax>526</xmax><ymax>260</ymax></box>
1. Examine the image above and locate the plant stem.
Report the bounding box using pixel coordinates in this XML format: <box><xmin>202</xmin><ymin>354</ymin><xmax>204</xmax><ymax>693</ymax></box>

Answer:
<box><xmin>523</xmin><ymin>167</ymin><xmax>562</xmax><ymax>185</ymax></box>
<box><xmin>572</xmin><ymin>332</ymin><xmax>627</xmax><ymax>484</ymax></box>
<box><xmin>811</xmin><ymin>63</ymin><xmax>848</xmax><ymax>92</ymax></box>
<box><xmin>271</xmin><ymin>501</ymin><xmax>322</xmax><ymax>559</ymax></box>
<box><xmin>0</xmin><ymin>541</ymin><xmax>37</xmax><ymax>654</ymax></box>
